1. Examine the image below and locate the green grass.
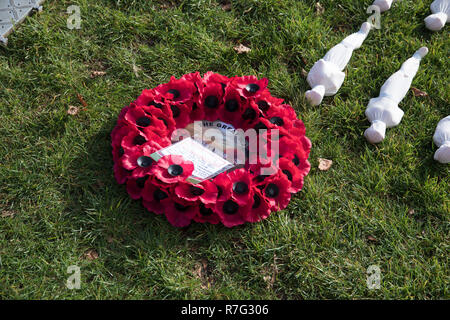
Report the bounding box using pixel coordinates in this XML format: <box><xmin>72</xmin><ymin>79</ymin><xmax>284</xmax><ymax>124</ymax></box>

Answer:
<box><xmin>0</xmin><ymin>0</ymin><xmax>448</xmax><ymax>299</ymax></box>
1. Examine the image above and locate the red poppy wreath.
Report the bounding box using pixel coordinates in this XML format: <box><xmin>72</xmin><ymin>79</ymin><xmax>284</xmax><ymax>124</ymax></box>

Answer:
<box><xmin>111</xmin><ymin>72</ymin><xmax>311</xmax><ymax>228</ymax></box>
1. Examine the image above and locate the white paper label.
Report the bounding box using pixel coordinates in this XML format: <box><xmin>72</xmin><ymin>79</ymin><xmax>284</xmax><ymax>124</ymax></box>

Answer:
<box><xmin>151</xmin><ymin>137</ymin><xmax>235</xmax><ymax>183</ymax></box>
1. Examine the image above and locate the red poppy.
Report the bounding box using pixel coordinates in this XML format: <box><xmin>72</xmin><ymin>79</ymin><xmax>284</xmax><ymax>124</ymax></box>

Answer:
<box><xmin>193</xmin><ymin>202</ymin><xmax>221</xmax><ymax>224</ymax></box>
<box><xmin>151</xmin><ymin>155</ymin><xmax>194</xmax><ymax>184</ymax></box>
<box><xmin>142</xmin><ymin>182</ymin><xmax>172</xmax><ymax>215</ymax></box>
<box><xmin>244</xmin><ymin>188</ymin><xmax>271</xmax><ymax>222</ymax></box>
<box><xmin>181</xmin><ymin>71</ymin><xmax>203</xmax><ymax>91</ymax></box>
<box><xmin>154</xmin><ymin>76</ymin><xmax>197</xmax><ymax>103</ymax></box>
<box><xmin>167</xmin><ymin>102</ymin><xmax>192</xmax><ymax>129</ymax></box>
<box><xmin>278</xmin><ymin>157</ymin><xmax>305</xmax><ymax>193</ymax></box>
<box><xmin>114</xmin><ymin>162</ymin><xmax>130</xmax><ymax>184</ymax></box>
<box><xmin>134</xmin><ymin>88</ymin><xmax>157</xmax><ymax>107</ymax></box>
<box><xmin>141</xmin><ymin>105</ymin><xmax>177</xmax><ymax>134</ymax></box>
<box><xmin>175</xmin><ymin>180</ymin><xmax>218</xmax><ymax>204</ymax></box>
<box><xmin>126</xmin><ymin>175</ymin><xmax>151</xmax><ymax>200</ymax></box>
<box><xmin>253</xmin><ymin>91</ymin><xmax>284</xmax><ymax>114</ymax></box>
<box><xmin>164</xmin><ymin>197</ymin><xmax>198</xmax><ymax>227</ymax></box>
<box><xmin>230</xmin><ymin>75</ymin><xmax>268</xmax><ymax>99</ymax></box>
<box><xmin>124</xmin><ymin>105</ymin><xmax>167</xmax><ymax>135</ymax></box>
<box><xmin>260</xmin><ymin>172</ymin><xmax>291</xmax><ymax>211</ymax></box>
<box><xmin>215</xmin><ymin>199</ymin><xmax>250</xmax><ymax>227</ymax></box>
<box><xmin>121</xmin><ymin>142</ymin><xmax>160</xmax><ymax>171</ymax></box>
<box><xmin>199</xmin><ymin>82</ymin><xmax>224</xmax><ymax>121</ymax></box>
<box><xmin>240</xmin><ymin>100</ymin><xmax>261</xmax><ymax>130</ymax></box>
<box><xmin>212</xmin><ymin>173</ymin><xmax>233</xmax><ymax>202</ymax></box>
<box><xmin>227</xmin><ymin>168</ymin><xmax>254</xmax><ymax>206</ymax></box>
<box><xmin>217</xmin><ymin>87</ymin><xmax>245</xmax><ymax>127</ymax></box>
<box><xmin>203</xmin><ymin>71</ymin><xmax>230</xmax><ymax>88</ymax></box>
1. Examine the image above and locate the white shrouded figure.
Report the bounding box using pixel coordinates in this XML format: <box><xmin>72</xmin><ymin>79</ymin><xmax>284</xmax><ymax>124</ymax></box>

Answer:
<box><xmin>425</xmin><ymin>0</ymin><xmax>450</xmax><ymax>31</ymax></box>
<box><xmin>433</xmin><ymin>116</ymin><xmax>450</xmax><ymax>163</ymax></box>
<box><xmin>372</xmin><ymin>0</ymin><xmax>393</xmax><ymax>12</ymax></box>
<box><xmin>364</xmin><ymin>47</ymin><xmax>428</xmax><ymax>143</ymax></box>
<box><xmin>305</xmin><ymin>22</ymin><xmax>372</xmax><ymax>106</ymax></box>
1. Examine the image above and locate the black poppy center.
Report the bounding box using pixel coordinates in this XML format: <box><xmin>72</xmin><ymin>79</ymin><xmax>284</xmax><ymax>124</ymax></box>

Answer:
<box><xmin>137</xmin><ymin>156</ymin><xmax>153</xmax><ymax>168</ymax></box>
<box><xmin>205</xmin><ymin>95</ymin><xmax>219</xmax><ymax>109</ymax></box>
<box><xmin>242</xmin><ymin>107</ymin><xmax>256</xmax><ymax>120</ymax></box>
<box><xmin>200</xmin><ymin>204</ymin><xmax>213</xmax><ymax>216</ymax></box>
<box><xmin>217</xmin><ymin>186</ymin><xmax>223</xmax><ymax>199</ymax></box>
<box><xmin>136</xmin><ymin>176</ymin><xmax>149</xmax><ymax>188</ymax></box>
<box><xmin>233</xmin><ymin>182</ymin><xmax>249</xmax><ymax>194</ymax></box>
<box><xmin>282</xmin><ymin>169</ymin><xmax>293</xmax><ymax>181</ymax></box>
<box><xmin>225</xmin><ymin>99</ymin><xmax>239</xmax><ymax>112</ymax></box>
<box><xmin>167</xmin><ymin>89</ymin><xmax>180</xmax><ymax>99</ymax></box>
<box><xmin>136</xmin><ymin>116</ymin><xmax>151</xmax><ymax>127</ymax></box>
<box><xmin>190</xmin><ymin>186</ymin><xmax>205</xmax><ymax>196</ymax></box>
<box><xmin>174</xmin><ymin>202</ymin><xmax>189</xmax><ymax>211</ymax></box>
<box><xmin>170</xmin><ymin>105</ymin><xmax>180</xmax><ymax>118</ymax></box>
<box><xmin>223</xmin><ymin>200</ymin><xmax>239</xmax><ymax>215</ymax></box>
<box><xmin>168</xmin><ymin>164</ymin><xmax>183</xmax><ymax>176</ymax></box>
<box><xmin>269</xmin><ymin>117</ymin><xmax>284</xmax><ymax>126</ymax></box>
<box><xmin>133</xmin><ymin>135</ymin><xmax>147</xmax><ymax>145</ymax></box>
<box><xmin>254</xmin><ymin>122</ymin><xmax>268</xmax><ymax>131</ymax></box>
<box><xmin>252</xmin><ymin>194</ymin><xmax>261</xmax><ymax>209</ymax></box>
<box><xmin>246</xmin><ymin>83</ymin><xmax>260</xmax><ymax>93</ymax></box>
<box><xmin>257</xmin><ymin>100</ymin><xmax>269</xmax><ymax>111</ymax></box>
<box><xmin>292</xmin><ymin>155</ymin><xmax>300</xmax><ymax>166</ymax></box>
<box><xmin>265</xmin><ymin>183</ymin><xmax>280</xmax><ymax>198</ymax></box>
<box><xmin>148</xmin><ymin>101</ymin><xmax>163</xmax><ymax>109</ymax></box>
<box><xmin>119</xmin><ymin>147</ymin><xmax>125</xmax><ymax>157</ymax></box>
<box><xmin>154</xmin><ymin>189</ymin><xmax>168</xmax><ymax>201</ymax></box>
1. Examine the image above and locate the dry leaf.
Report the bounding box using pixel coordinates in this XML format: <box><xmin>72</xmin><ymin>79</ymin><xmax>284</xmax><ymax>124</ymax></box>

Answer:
<box><xmin>411</xmin><ymin>87</ymin><xmax>428</xmax><ymax>97</ymax></box>
<box><xmin>77</xmin><ymin>93</ymin><xmax>88</xmax><ymax>108</ymax></box>
<box><xmin>1</xmin><ymin>211</ymin><xmax>15</xmax><ymax>218</ymax></box>
<box><xmin>132</xmin><ymin>63</ymin><xmax>141</xmax><ymax>77</ymax></box>
<box><xmin>84</xmin><ymin>249</ymin><xmax>99</xmax><ymax>261</ymax></box>
<box><xmin>67</xmin><ymin>105</ymin><xmax>79</xmax><ymax>116</ymax></box>
<box><xmin>193</xmin><ymin>259</ymin><xmax>211</xmax><ymax>289</ymax></box>
<box><xmin>234</xmin><ymin>44</ymin><xmax>251</xmax><ymax>54</ymax></box>
<box><xmin>90</xmin><ymin>71</ymin><xmax>106</xmax><ymax>78</ymax></box>
<box><xmin>408</xmin><ymin>209</ymin><xmax>415</xmax><ymax>216</ymax></box>
<box><xmin>315</xmin><ymin>2</ymin><xmax>325</xmax><ymax>15</ymax></box>
<box><xmin>221</xmin><ymin>3</ymin><xmax>232</xmax><ymax>11</ymax></box>
<box><xmin>106</xmin><ymin>236</ymin><xmax>114</xmax><ymax>243</ymax></box>
<box><xmin>301</xmin><ymin>68</ymin><xmax>308</xmax><ymax>78</ymax></box>
<box><xmin>367</xmin><ymin>235</ymin><xmax>378</xmax><ymax>243</ymax></box>
<box><xmin>318</xmin><ymin>158</ymin><xmax>333</xmax><ymax>171</ymax></box>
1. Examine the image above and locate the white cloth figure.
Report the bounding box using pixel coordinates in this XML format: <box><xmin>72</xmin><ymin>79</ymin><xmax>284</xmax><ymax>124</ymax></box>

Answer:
<box><xmin>433</xmin><ymin>116</ymin><xmax>450</xmax><ymax>163</ymax></box>
<box><xmin>364</xmin><ymin>47</ymin><xmax>429</xmax><ymax>143</ymax></box>
<box><xmin>372</xmin><ymin>0</ymin><xmax>393</xmax><ymax>12</ymax></box>
<box><xmin>425</xmin><ymin>0</ymin><xmax>450</xmax><ymax>31</ymax></box>
<box><xmin>305</xmin><ymin>22</ymin><xmax>372</xmax><ymax>106</ymax></box>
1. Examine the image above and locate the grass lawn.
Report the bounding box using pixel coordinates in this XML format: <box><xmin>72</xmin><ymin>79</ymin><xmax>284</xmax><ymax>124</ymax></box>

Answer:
<box><xmin>0</xmin><ymin>0</ymin><xmax>448</xmax><ymax>299</ymax></box>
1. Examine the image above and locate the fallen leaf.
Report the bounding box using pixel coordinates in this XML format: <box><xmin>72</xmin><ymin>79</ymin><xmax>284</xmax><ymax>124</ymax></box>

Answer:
<box><xmin>193</xmin><ymin>259</ymin><xmax>212</xmax><ymax>289</ymax></box>
<box><xmin>84</xmin><ymin>249</ymin><xmax>99</xmax><ymax>261</ymax></box>
<box><xmin>221</xmin><ymin>3</ymin><xmax>232</xmax><ymax>11</ymax></box>
<box><xmin>77</xmin><ymin>93</ymin><xmax>88</xmax><ymax>108</ymax></box>
<box><xmin>408</xmin><ymin>209</ymin><xmax>415</xmax><ymax>216</ymax></box>
<box><xmin>367</xmin><ymin>235</ymin><xmax>378</xmax><ymax>243</ymax></box>
<box><xmin>106</xmin><ymin>236</ymin><xmax>114</xmax><ymax>243</ymax></box>
<box><xmin>67</xmin><ymin>105</ymin><xmax>79</xmax><ymax>115</ymax></box>
<box><xmin>132</xmin><ymin>63</ymin><xmax>141</xmax><ymax>77</ymax></box>
<box><xmin>318</xmin><ymin>158</ymin><xmax>333</xmax><ymax>171</ymax></box>
<box><xmin>315</xmin><ymin>2</ymin><xmax>325</xmax><ymax>15</ymax></box>
<box><xmin>301</xmin><ymin>68</ymin><xmax>308</xmax><ymax>78</ymax></box>
<box><xmin>411</xmin><ymin>87</ymin><xmax>428</xmax><ymax>97</ymax></box>
<box><xmin>1</xmin><ymin>211</ymin><xmax>15</xmax><ymax>218</ymax></box>
<box><xmin>233</xmin><ymin>44</ymin><xmax>251</xmax><ymax>54</ymax></box>
<box><xmin>90</xmin><ymin>71</ymin><xmax>106</xmax><ymax>78</ymax></box>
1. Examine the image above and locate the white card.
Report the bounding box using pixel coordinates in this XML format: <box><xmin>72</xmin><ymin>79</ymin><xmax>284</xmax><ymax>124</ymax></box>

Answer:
<box><xmin>150</xmin><ymin>137</ymin><xmax>235</xmax><ymax>184</ymax></box>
